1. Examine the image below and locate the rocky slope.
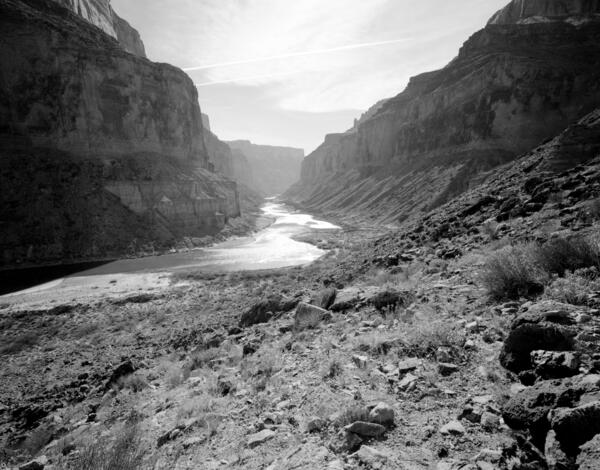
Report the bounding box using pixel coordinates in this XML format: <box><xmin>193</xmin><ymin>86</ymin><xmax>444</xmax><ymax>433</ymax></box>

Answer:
<box><xmin>228</xmin><ymin>140</ymin><xmax>304</xmax><ymax>196</ymax></box>
<box><xmin>285</xmin><ymin>0</ymin><xmax>600</xmax><ymax>225</ymax></box>
<box><xmin>489</xmin><ymin>0</ymin><xmax>600</xmax><ymax>25</ymax></box>
<box><xmin>0</xmin><ymin>0</ymin><xmax>240</xmax><ymax>267</ymax></box>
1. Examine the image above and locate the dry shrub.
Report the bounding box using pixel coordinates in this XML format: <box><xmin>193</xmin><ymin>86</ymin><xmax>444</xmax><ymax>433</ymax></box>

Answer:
<box><xmin>534</xmin><ymin>236</ymin><xmax>600</xmax><ymax>277</ymax></box>
<box><xmin>543</xmin><ymin>268</ymin><xmax>600</xmax><ymax>306</ymax></box>
<box><xmin>69</xmin><ymin>423</ymin><xmax>145</xmax><ymax>470</ymax></box>
<box><xmin>401</xmin><ymin>321</ymin><xmax>466</xmax><ymax>359</ymax></box>
<box><xmin>480</xmin><ymin>244</ymin><xmax>544</xmax><ymax>300</ymax></box>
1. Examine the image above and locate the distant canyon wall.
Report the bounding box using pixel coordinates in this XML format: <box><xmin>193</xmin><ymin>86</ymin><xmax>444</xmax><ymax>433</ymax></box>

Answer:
<box><xmin>227</xmin><ymin>140</ymin><xmax>304</xmax><ymax>196</ymax></box>
<box><xmin>0</xmin><ymin>0</ymin><xmax>240</xmax><ymax>267</ymax></box>
<box><xmin>286</xmin><ymin>0</ymin><xmax>600</xmax><ymax>224</ymax></box>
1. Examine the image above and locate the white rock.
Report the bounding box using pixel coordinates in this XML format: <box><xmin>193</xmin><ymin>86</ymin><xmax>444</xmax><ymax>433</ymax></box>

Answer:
<box><xmin>440</xmin><ymin>420</ymin><xmax>465</xmax><ymax>435</ymax></box>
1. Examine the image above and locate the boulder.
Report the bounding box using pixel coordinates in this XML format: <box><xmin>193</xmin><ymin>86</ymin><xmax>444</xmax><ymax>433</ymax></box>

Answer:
<box><xmin>294</xmin><ymin>303</ymin><xmax>331</xmax><ymax>330</ymax></box>
<box><xmin>368</xmin><ymin>402</ymin><xmax>395</xmax><ymax>426</ymax></box>
<box><xmin>577</xmin><ymin>433</ymin><xmax>600</xmax><ymax>470</ymax></box>
<box><xmin>500</xmin><ymin>323</ymin><xmax>575</xmax><ymax>373</ymax></box>
<box><xmin>438</xmin><ymin>363</ymin><xmax>460</xmax><ymax>376</ymax></box>
<box><xmin>248</xmin><ymin>429</ymin><xmax>276</xmax><ymax>448</ymax></box>
<box><xmin>440</xmin><ymin>420</ymin><xmax>465</xmax><ymax>435</ymax></box>
<box><xmin>311</xmin><ymin>288</ymin><xmax>337</xmax><ymax>310</ymax></box>
<box><xmin>352</xmin><ymin>446</ymin><xmax>390</xmax><ymax>466</ymax></box>
<box><xmin>104</xmin><ymin>360</ymin><xmax>136</xmax><ymax>390</ymax></box>
<box><xmin>544</xmin><ymin>430</ymin><xmax>573</xmax><ymax>470</ymax></box>
<box><xmin>344</xmin><ymin>421</ymin><xmax>386</xmax><ymax>437</ymax></box>
<box><xmin>531</xmin><ymin>350</ymin><xmax>580</xmax><ymax>379</ymax></box>
<box><xmin>549</xmin><ymin>402</ymin><xmax>600</xmax><ymax>454</ymax></box>
<box><xmin>239</xmin><ymin>295</ymin><xmax>299</xmax><ymax>328</ymax></box>
<box><xmin>19</xmin><ymin>456</ymin><xmax>48</xmax><ymax>470</ymax></box>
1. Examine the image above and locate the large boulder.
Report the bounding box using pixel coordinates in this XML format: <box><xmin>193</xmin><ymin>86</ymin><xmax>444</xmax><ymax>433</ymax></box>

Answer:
<box><xmin>294</xmin><ymin>303</ymin><xmax>331</xmax><ymax>330</ymax></box>
<box><xmin>549</xmin><ymin>402</ymin><xmax>600</xmax><ymax>455</ymax></box>
<box><xmin>239</xmin><ymin>295</ymin><xmax>299</xmax><ymax>328</ymax></box>
<box><xmin>310</xmin><ymin>288</ymin><xmax>337</xmax><ymax>310</ymax></box>
<box><xmin>577</xmin><ymin>433</ymin><xmax>600</xmax><ymax>470</ymax></box>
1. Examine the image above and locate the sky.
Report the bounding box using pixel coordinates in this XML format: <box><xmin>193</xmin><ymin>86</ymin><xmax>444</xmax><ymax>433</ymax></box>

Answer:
<box><xmin>112</xmin><ymin>0</ymin><xmax>509</xmax><ymax>153</ymax></box>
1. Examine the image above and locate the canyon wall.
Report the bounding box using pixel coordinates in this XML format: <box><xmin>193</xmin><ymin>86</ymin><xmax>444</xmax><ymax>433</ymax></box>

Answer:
<box><xmin>286</xmin><ymin>0</ymin><xmax>600</xmax><ymax>224</ymax></box>
<box><xmin>227</xmin><ymin>140</ymin><xmax>304</xmax><ymax>196</ymax></box>
<box><xmin>0</xmin><ymin>0</ymin><xmax>240</xmax><ymax>266</ymax></box>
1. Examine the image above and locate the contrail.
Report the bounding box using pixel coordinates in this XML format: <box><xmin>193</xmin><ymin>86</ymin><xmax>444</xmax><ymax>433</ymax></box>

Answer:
<box><xmin>195</xmin><ymin>70</ymin><xmax>297</xmax><ymax>87</ymax></box>
<box><xmin>184</xmin><ymin>37</ymin><xmax>411</xmax><ymax>72</ymax></box>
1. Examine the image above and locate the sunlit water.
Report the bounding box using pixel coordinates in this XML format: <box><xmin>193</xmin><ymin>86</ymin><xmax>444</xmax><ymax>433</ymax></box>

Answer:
<box><xmin>74</xmin><ymin>202</ymin><xmax>340</xmax><ymax>276</ymax></box>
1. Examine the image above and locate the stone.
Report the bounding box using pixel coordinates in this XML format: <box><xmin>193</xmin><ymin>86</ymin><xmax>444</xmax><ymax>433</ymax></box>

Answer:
<box><xmin>577</xmin><ymin>433</ymin><xmax>600</xmax><ymax>470</ymax></box>
<box><xmin>311</xmin><ymin>288</ymin><xmax>337</xmax><ymax>309</ymax></box>
<box><xmin>530</xmin><ymin>350</ymin><xmax>580</xmax><ymax>379</ymax></box>
<box><xmin>398</xmin><ymin>373</ymin><xmax>418</xmax><ymax>390</ymax></box>
<box><xmin>306</xmin><ymin>416</ymin><xmax>326</xmax><ymax>433</ymax></box>
<box><xmin>544</xmin><ymin>430</ymin><xmax>572</xmax><ymax>470</ymax></box>
<box><xmin>500</xmin><ymin>323</ymin><xmax>575</xmax><ymax>373</ymax></box>
<box><xmin>239</xmin><ymin>296</ymin><xmax>299</xmax><ymax>328</ymax></box>
<box><xmin>344</xmin><ymin>421</ymin><xmax>386</xmax><ymax>437</ymax></box>
<box><xmin>182</xmin><ymin>436</ymin><xmax>206</xmax><ymax>449</ymax></box>
<box><xmin>247</xmin><ymin>429</ymin><xmax>276</xmax><ymax>448</ymax></box>
<box><xmin>352</xmin><ymin>446</ymin><xmax>389</xmax><ymax>466</ymax></box>
<box><xmin>480</xmin><ymin>412</ymin><xmax>500</xmax><ymax>432</ymax></box>
<box><xmin>438</xmin><ymin>363</ymin><xmax>460</xmax><ymax>376</ymax></box>
<box><xmin>549</xmin><ymin>401</ymin><xmax>600</xmax><ymax>454</ymax></box>
<box><xmin>440</xmin><ymin>420</ymin><xmax>465</xmax><ymax>435</ymax></box>
<box><xmin>104</xmin><ymin>360</ymin><xmax>136</xmax><ymax>390</ymax></box>
<box><xmin>294</xmin><ymin>303</ymin><xmax>330</xmax><ymax>330</ymax></box>
<box><xmin>398</xmin><ymin>358</ymin><xmax>421</xmax><ymax>374</ymax></box>
<box><xmin>329</xmin><ymin>430</ymin><xmax>363</xmax><ymax>453</ymax></box>
<box><xmin>369</xmin><ymin>402</ymin><xmax>395</xmax><ymax>426</ymax></box>
<box><xmin>19</xmin><ymin>456</ymin><xmax>48</xmax><ymax>470</ymax></box>
<box><xmin>352</xmin><ymin>355</ymin><xmax>368</xmax><ymax>369</ymax></box>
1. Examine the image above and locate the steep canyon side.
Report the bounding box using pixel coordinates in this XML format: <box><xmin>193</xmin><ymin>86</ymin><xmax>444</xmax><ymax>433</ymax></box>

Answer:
<box><xmin>285</xmin><ymin>0</ymin><xmax>600</xmax><ymax>224</ymax></box>
<box><xmin>0</xmin><ymin>0</ymin><xmax>240</xmax><ymax>267</ymax></box>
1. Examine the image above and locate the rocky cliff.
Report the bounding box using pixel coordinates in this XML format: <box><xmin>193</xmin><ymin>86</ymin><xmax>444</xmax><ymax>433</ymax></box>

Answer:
<box><xmin>227</xmin><ymin>140</ymin><xmax>304</xmax><ymax>196</ymax></box>
<box><xmin>489</xmin><ymin>0</ymin><xmax>600</xmax><ymax>25</ymax></box>
<box><xmin>0</xmin><ymin>0</ymin><xmax>240</xmax><ymax>267</ymax></box>
<box><xmin>52</xmin><ymin>0</ymin><xmax>146</xmax><ymax>57</ymax></box>
<box><xmin>286</xmin><ymin>0</ymin><xmax>600</xmax><ymax>224</ymax></box>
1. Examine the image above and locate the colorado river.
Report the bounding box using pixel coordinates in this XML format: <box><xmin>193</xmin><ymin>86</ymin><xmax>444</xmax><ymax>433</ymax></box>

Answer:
<box><xmin>0</xmin><ymin>202</ymin><xmax>340</xmax><ymax>299</ymax></box>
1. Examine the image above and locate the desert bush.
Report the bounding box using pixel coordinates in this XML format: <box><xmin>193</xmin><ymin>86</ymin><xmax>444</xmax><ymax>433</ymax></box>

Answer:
<box><xmin>534</xmin><ymin>236</ymin><xmax>600</xmax><ymax>277</ymax></box>
<box><xmin>480</xmin><ymin>244</ymin><xmax>544</xmax><ymax>300</ymax></box>
<box><xmin>401</xmin><ymin>321</ymin><xmax>466</xmax><ymax>359</ymax></box>
<box><xmin>481</xmin><ymin>219</ymin><xmax>500</xmax><ymax>240</ymax></box>
<box><xmin>543</xmin><ymin>268</ymin><xmax>600</xmax><ymax>306</ymax></box>
<box><xmin>323</xmin><ymin>356</ymin><xmax>343</xmax><ymax>379</ymax></box>
<box><xmin>69</xmin><ymin>423</ymin><xmax>145</xmax><ymax>470</ymax></box>
<box><xmin>119</xmin><ymin>374</ymin><xmax>148</xmax><ymax>393</ymax></box>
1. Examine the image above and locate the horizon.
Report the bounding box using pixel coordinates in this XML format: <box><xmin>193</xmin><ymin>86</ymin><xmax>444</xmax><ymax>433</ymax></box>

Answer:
<box><xmin>112</xmin><ymin>0</ymin><xmax>508</xmax><ymax>154</ymax></box>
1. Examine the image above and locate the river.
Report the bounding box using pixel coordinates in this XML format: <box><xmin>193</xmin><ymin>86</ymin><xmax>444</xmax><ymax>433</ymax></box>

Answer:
<box><xmin>0</xmin><ymin>202</ymin><xmax>340</xmax><ymax>298</ymax></box>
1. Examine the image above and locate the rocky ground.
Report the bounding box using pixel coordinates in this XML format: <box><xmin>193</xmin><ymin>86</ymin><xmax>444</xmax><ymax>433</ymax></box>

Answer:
<box><xmin>3</xmin><ymin>124</ymin><xmax>600</xmax><ymax>469</ymax></box>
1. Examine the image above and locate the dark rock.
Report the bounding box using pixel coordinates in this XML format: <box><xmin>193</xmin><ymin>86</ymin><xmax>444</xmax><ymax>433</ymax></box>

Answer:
<box><xmin>239</xmin><ymin>295</ymin><xmax>299</xmax><ymax>328</ymax></box>
<box><xmin>311</xmin><ymin>288</ymin><xmax>337</xmax><ymax>310</ymax></box>
<box><xmin>344</xmin><ymin>421</ymin><xmax>386</xmax><ymax>437</ymax></box>
<box><xmin>550</xmin><ymin>401</ymin><xmax>600</xmax><ymax>455</ymax></box>
<box><xmin>368</xmin><ymin>402</ymin><xmax>395</xmax><ymax>426</ymax></box>
<box><xmin>438</xmin><ymin>363</ymin><xmax>460</xmax><ymax>376</ymax></box>
<box><xmin>531</xmin><ymin>351</ymin><xmax>580</xmax><ymax>379</ymax></box>
<box><xmin>500</xmin><ymin>323</ymin><xmax>576</xmax><ymax>373</ymax></box>
<box><xmin>104</xmin><ymin>360</ymin><xmax>136</xmax><ymax>390</ymax></box>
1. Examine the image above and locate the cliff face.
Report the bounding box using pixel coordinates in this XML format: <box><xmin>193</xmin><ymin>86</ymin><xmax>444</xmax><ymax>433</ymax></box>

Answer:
<box><xmin>0</xmin><ymin>0</ymin><xmax>240</xmax><ymax>267</ymax></box>
<box><xmin>489</xmin><ymin>0</ymin><xmax>600</xmax><ymax>25</ymax></box>
<box><xmin>227</xmin><ymin>140</ymin><xmax>304</xmax><ymax>196</ymax></box>
<box><xmin>286</xmin><ymin>1</ymin><xmax>600</xmax><ymax>224</ymax></box>
<box><xmin>52</xmin><ymin>0</ymin><xmax>146</xmax><ymax>57</ymax></box>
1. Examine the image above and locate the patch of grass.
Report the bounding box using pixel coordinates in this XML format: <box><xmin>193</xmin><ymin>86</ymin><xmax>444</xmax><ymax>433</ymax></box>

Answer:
<box><xmin>68</xmin><ymin>423</ymin><xmax>146</xmax><ymax>470</ymax></box>
<box><xmin>0</xmin><ymin>332</ymin><xmax>38</xmax><ymax>356</ymax></box>
<box><xmin>543</xmin><ymin>268</ymin><xmax>600</xmax><ymax>306</ymax></box>
<box><xmin>535</xmin><ymin>236</ymin><xmax>600</xmax><ymax>277</ymax></box>
<box><xmin>401</xmin><ymin>320</ymin><xmax>466</xmax><ymax>359</ymax></box>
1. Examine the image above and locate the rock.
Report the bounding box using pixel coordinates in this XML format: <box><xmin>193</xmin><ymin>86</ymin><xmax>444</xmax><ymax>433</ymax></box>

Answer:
<box><xmin>500</xmin><ymin>323</ymin><xmax>575</xmax><ymax>373</ymax></box>
<box><xmin>577</xmin><ymin>433</ymin><xmax>600</xmax><ymax>470</ymax></box>
<box><xmin>327</xmin><ymin>460</ymin><xmax>345</xmax><ymax>470</ymax></box>
<box><xmin>368</xmin><ymin>402</ymin><xmax>395</xmax><ymax>426</ymax></box>
<box><xmin>398</xmin><ymin>373</ymin><xmax>419</xmax><ymax>391</ymax></box>
<box><xmin>473</xmin><ymin>449</ymin><xmax>502</xmax><ymax>463</ymax></box>
<box><xmin>480</xmin><ymin>412</ymin><xmax>500</xmax><ymax>432</ymax></box>
<box><xmin>398</xmin><ymin>358</ymin><xmax>421</xmax><ymax>374</ymax></box>
<box><xmin>440</xmin><ymin>420</ymin><xmax>465</xmax><ymax>435</ymax></box>
<box><xmin>369</xmin><ymin>290</ymin><xmax>404</xmax><ymax>312</ymax></box>
<box><xmin>311</xmin><ymin>288</ymin><xmax>337</xmax><ymax>309</ymax></box>
<box><xmin>438</xmin><ymin>363</ymin><xmax>460</xmax><ymax>376</ymax></box>
<box><xmin>436</xmin><ymin>347</ymin><xmax>453</xmax><ymax>363</ymax></box>
<box><xmin>306</xmin><ymin>416</ymin><xmax>326</xmax><ymax>433</ymax></box>
<box><xmin>182</xmin><ymin>436</ymin><xmax>206</xmax><ymax>449</ymax></box>
<box><xmin>294</xmin><ymin>303</ymin><xmax>330</xmax><ymax>330</ymax></box>
<box><xmin>104</xmin><ymin>360</ymin><xmax>136</xmax><ymax>390</ymax></box>
<box><xmin>239</xmin><ymin>296</ymin><xmax>299</xmax><ymax>328</ymax></box>
<box><xmin>549</xmin><ymin>401</ymin><xmax>600</xmax><ymax>454</ymax></box>
<box><xmin>544</xmin><ymin>430</ymin><xmax>573</xmax><ymax>470</ymax></box>
<box><xmin>330</xmin><ymin>288</ymin><xmax>362</xmax><ymax>312</ymax></box>
<box><xmin>352</xmin><ymin>355</ymin><xmax>369</xmax><ymax>369</ymax></box>
<box><xmin>352</xmin><ymin>446</ymin><xmax>389</xmax><ymax>466</ymax></box>
<box><xmin>19</xmin><ymin>456</ymin><xmax>48</xmax><ymax>470</ymax></box>
<box><xmin>247</xmin><ymin>429</ymin><xmax>276</xmax><ymax>448</ymax></box>
<box><xmin>344</xmin><ymin>421</ymin><xmax>386</xmax><ymax>437</ymax></box>
<box><xmin>329</xmin><ymin>430</ymin><xmax>363</xmax><ymax>453</ymax></box>
<box><xmin>530</xmin><ymin>350</ymin><xmax>580</xmax><ymax>379</ymax></box>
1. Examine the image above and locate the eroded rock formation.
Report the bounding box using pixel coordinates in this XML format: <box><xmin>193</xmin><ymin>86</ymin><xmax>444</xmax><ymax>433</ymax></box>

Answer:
<box><xmin>0</xmin><ymin>0</ymin><xmax>240</xmax><ymax>266</ymax></box>
<box><xmin>286</xmin><ymin>0</ymin><xmax>600</xmax><ymax>224</ymax></box>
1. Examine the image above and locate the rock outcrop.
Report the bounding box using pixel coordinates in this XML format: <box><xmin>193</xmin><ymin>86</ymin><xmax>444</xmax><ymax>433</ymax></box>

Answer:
<box><xmin>285</xmin><ymin>0</ymin><xmax>600</xmax><ymax>224</ymax></box>
<box><xmin>489</xmin><ymin>0</ymin><xmax>600</xmax><ymax>25</ymax></box>
<box><xmin>52</xmin><ymin>0</ymin><xmax>147</xmax><ymax>57</ymax></box>
<box><xmin>227</xmin><ymin>140</ymin><xmax>304</xmax><ymax>196</ymax></box>
<box><xmin>0</xmin><ymin>0</ymin><xmax>240</xmax><ymax>266</ymax></box>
